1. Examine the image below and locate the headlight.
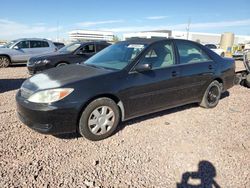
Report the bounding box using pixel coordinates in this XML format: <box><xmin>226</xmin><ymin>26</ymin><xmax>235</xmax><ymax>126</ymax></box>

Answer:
<box><xmin>34</xmin><ymin>59</ymin><xmax>51</xmax><ymax>65</ymax></box>
<box><xmin>28</xmin><ymin>88</ymin><xmax>74</xmax><ymax>103</ymax></box>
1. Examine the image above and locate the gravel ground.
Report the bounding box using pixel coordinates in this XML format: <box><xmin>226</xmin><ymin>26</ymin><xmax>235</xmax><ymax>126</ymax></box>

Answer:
<box><xmin>0</xmin><ymin>65</ymin><xmax>249</xmax><ymax>188</ymax></box>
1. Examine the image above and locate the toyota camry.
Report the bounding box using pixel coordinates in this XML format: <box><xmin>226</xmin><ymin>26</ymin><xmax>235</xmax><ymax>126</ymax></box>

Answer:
<box><xmin>16</xmin><ymin>38</ymin><xmax>235</xmax><ymax>141</ymax></box>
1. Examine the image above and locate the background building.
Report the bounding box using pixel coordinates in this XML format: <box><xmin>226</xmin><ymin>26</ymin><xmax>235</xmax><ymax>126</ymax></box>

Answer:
<box><xmin>123</xmin><ymin>30</ymin><xmax>250</xmax><ymax>45</ymax></box>
<box><xmin>0</xmin><ymin>40</ymin><xmax>7</xmax><ymax>46</ymax></box>
<box><xmin>123</xmin><ymin>30</ymin><xmax>171</xmax><ymax>40</ymax></box>
<box><xmin>69</xmin><ymin>30</ymin><xmax>114</xmax><ymax>42</ymax></box>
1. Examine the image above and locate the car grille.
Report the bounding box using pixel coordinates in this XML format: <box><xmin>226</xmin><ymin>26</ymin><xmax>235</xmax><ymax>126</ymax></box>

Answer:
<box><xmin>20</xmin><ymin>88</ymin><xmax>33</xmax><ymax>99</ymax></box>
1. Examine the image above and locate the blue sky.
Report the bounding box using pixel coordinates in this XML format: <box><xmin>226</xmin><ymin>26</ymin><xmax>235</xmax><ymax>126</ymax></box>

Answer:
<box><xmin>1</xmin><ymin>0</ymin><xmax>250</xmax><ymax>40</ymax></box>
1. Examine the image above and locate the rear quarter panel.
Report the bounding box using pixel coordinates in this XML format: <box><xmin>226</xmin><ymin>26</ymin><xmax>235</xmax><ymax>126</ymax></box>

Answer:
<box><xmin>205</xmin><ymin>47</ymin><xmax>235</xmax><ymax>91</ymax></box>
<box><xmin>219</xmin><ymin>57</ymin><xmax>235</xmax><ymax>91</ymax></box>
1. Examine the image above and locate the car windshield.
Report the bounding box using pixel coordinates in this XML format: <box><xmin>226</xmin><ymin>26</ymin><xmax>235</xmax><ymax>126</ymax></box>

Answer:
<box><xmin>3</xmin><ymin>40</ymin><xmax>18</xmax><ymax>48</ymax></box>
<box><xmin>84</xmin><ymin>42</ymin><xmax>146</xmax><ymax>70</ymax></box>
<box><xmin>59</xmin><ymin>43</ymin><xmax>81</xmax><ymax>53</ymax></box>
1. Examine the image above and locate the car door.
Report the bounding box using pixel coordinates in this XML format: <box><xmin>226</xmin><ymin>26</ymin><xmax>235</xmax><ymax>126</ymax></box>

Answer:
<box><xmin>11</xmin><ymin>41</ymin><xmax>31</xmax><ymax>62</ymax></box>
<box><xmin>123</xmin><ymin>41</ymin><xmax>184</xmax><ymax>118</ymax></box>
<box><xmin>174</xmin><ymin>40</ymin><xmax>216</xmax><ymax>103</ymax></box>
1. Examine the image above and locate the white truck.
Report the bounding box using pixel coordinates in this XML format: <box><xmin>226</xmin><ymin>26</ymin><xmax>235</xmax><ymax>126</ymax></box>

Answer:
<box><xmin>205</xmin><ymin>44</ymin><xmax>225</xmax><ymax>57</ymax></box>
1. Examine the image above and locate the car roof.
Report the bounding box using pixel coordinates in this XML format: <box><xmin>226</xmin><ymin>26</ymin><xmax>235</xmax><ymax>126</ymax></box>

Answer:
<box><xmin>15</xmin><ymin>38</ymin><xmax>51</xmax><ymax>41</ymax></box>
<box><xmin>70</xmin><ymin>41</ymin><xmax>110</xmax><ymax>45</ymax></box>
<box><xmin>125</xmin><ymin>38</ymin><xmax>169</xmax><ymax>44</ymax></box>
<box><xmin>123</xmin><ymin>38</ymin><xmax>199</xmax><ymax>45</ymax></box>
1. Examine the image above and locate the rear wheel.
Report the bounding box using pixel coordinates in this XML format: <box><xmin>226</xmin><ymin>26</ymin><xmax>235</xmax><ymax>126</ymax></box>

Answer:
<box><xmin>0</xmin><ymin>56</ymin><xmax>10</xmax><ymax>68</ymax></box>
<box><xmin>79</xmin><ymin>98</ymin><xmax>120</xmax><ymax>141</ymax></box>
<box><xmin>200</xmin><ymin>80</ymin><xmax>222</xmax><ymax>108</ymax></box>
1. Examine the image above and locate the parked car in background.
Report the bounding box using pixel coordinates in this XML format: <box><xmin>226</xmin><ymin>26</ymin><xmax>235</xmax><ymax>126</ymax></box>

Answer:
<box><xmin>53</xmin><ymin>42</ymin><xmax>65</xmax><ymax>50</ymax></box>
<box><xmin>0</xmin><ymin>38</ymin><xmax>57</xmax><ymax>68</ymax></box>
<box><xmin>233</xmin><ymin>50</ymin><xmax>244</xmax><ymax>60</ymax></box>
<box><xmin>27</xmin><ymin>41</ymin><xmax>110</xmax><ymax>74</ymax></box>
<box><xmin>0</xmin><ymin>42</ymin><xmax>7</xmax><ymax>47</ymax></box>
<box><xmin>205</xmin><ymin>44</ymin><xmax>225</xmax><ymax>57</ymax></box>
<box><xmin>17</xmin><ymin>38</ymin><xmax>235</xmax><ymax>141</ymax></box>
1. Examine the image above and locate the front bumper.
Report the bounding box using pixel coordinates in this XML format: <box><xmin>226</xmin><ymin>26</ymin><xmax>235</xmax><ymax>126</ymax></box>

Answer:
<box><xmin>27</xmin><ymin>64</ymin><xmax>45</xmax><ymax>75</ymax></box>
<box><xmin>27</xmin><ymin>60</ymin><xmax>53</xmax><ymax>75</ymax></box>
<box><xmin>16</xmin><ymin>90</ymin><xmax>80</xmax><ymax>135</ymax></box>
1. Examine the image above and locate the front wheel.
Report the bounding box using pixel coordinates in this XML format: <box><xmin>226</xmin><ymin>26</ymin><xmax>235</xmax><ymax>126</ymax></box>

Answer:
<box><xmin>79</xmin><ymin>98</ymin><xmax>120</xmax><ymax>141</ymax></box>
<box><xmin>200</xmin><ymin>80</ymin><xmax>222</xmax><ymax>108</ymax></box>
<box><xmin>56</xmin><ymin>62</ymin><xmax>68</xmax><ymax>67</ymax></box>
<box><xmin>0</xmin><ymin>56</ymin><xmax>10</xmax><ymax>68</ymax></box>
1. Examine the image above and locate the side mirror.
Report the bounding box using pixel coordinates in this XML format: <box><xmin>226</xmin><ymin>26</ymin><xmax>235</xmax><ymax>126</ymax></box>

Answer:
<box><xmin>13</xmin><ymin>46</ymin><xmax>19</xmax><ymax>50</ymax></box>
<box><xmin>135</xmin><ymin>63</ymin><xmax>152</xmax><ymax>72</ymax></box>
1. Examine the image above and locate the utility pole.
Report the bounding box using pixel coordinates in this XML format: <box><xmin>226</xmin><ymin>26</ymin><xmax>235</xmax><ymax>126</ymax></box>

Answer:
<box><xmin>186</xmin><ymin>18</ymin><xmax>191</xmax><ymax>40</ymax></box>
<box><xmin>57</xmin><ymin>20</ymin><xmax>59</xmax><ymax>42</ymax></box>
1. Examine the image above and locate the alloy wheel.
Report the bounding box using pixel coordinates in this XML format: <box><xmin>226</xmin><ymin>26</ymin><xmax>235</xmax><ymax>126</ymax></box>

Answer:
<box><xmin>0</xmin><ymin>56</ymin><xmax>10</xmax><ymax>67</ymax></box>
<box><xmin>207</xmin><ymin>86</ymin><xmax>220</xmax><ymax>105</ymax></box>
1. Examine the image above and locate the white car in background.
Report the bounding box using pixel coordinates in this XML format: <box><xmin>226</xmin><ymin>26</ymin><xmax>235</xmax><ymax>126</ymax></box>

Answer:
<box><xmin>0</xmin><ymin>38</ymin><xmax>57</xmax><ymax>68</ymax></box>
<box><xmin>205</xmin><ymin>44</ymin><xmax>225</xmax><ymax>57</ymax></box>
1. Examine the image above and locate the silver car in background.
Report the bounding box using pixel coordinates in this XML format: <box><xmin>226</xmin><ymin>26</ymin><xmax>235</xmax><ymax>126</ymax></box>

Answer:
<box><xmin>0</xmin><ymin>38</ymin><xmax>57</xmax><ymax>68</ymax></box>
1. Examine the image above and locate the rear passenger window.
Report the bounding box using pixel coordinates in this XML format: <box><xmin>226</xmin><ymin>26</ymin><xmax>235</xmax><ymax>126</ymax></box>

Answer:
<box><xmin>30</xmin><ymin>41</ymin><xmax>49</xmax><ymax>48</ymax></box>
<box><xmin>41</xmin><ymin>41</ymin><xmax>49</xmax><ymax>47</ymax></box>
<box><xmin>176</xmin><ymin>41</ymin><xmax>211</xmax><ymax>64</ymax></box>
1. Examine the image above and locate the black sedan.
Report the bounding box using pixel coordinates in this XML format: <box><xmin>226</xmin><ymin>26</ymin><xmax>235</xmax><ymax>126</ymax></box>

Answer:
<box><xmin>16</xmin><ymin>38</ymin><xmax>235</xmax><ymax>141</ymax></box>
<box><xmin>27</xmin><ymin>41</ymin><xmax>110</xmax><ymax>74</ymax></box>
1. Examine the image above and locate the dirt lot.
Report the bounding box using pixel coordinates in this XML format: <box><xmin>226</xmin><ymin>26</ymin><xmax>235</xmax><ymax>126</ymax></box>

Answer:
<box><xmin>0</xmin><ymin>65</ymin><xmax>249</xmax><ymax>188</ymax></box>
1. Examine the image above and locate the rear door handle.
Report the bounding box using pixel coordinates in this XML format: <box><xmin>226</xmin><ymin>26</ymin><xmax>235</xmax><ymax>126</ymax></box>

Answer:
<box><xmin>172</xmin><ymin>71</ymin><xmax>178</xmax><ymax>77</ymax></box>
<box><xmin>208</xmin><ymin>65</ymin><xmax>214</xmax><ymax>70</ymax></box>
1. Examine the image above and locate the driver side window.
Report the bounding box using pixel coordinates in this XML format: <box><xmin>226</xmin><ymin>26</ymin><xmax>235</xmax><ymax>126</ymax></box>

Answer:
<box><xmin>15</xmin><ymin>41</ymin><xmax>30</xmax><ymax>49</ymax></box>
<box><xmin>139</xmin><ymin>41</ymin><xmax>175</xmax><ymax>69</ymax></box>
<box><xmin>81</xmin><ymin>44</ymin><xmax>95</xmax><ymax>53</ymax></box>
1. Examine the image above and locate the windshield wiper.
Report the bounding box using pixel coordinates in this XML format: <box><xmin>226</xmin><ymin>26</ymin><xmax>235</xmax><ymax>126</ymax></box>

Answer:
<box><xmin>86</xmin><ymin>64</ymin><xmax>116</xmax><ymax>71</ymax></box>
<box><xmin>86</xmin><ymin>64</ymin><xmax>100</xmax><ymax>69</ymax></box>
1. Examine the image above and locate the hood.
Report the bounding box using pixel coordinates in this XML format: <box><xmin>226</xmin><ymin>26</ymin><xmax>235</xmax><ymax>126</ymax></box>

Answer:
<box><xmin>0</xmin><ymin>47</ymin><xmax>14</xmax><ymax>53</ymax></box>
<box><xmin>21</xmin><ymin>64</ymin><xmax>112</xmax><ymax>94</ymax></box>
<box><xmin>30</xmin><ymin>51</ymin><xmax>69</xmax><ymax>60</ymax></box>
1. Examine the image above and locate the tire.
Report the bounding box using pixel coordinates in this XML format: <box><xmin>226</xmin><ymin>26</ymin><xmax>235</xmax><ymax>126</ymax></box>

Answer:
<box><xmin>56</xmin><ymin>62</ymin><xmax>68</xmax><ymax>67</ymax></box>
<box><xmin>0</xmin><ymin>56</ymin><xmax>10</xmax><ymax>68</ymax></box>
<box><xmin>79</xmin><ymin>97</ymin><xmax>120</xmax><ymax>141</ymax></box>
<box><xmin>244</xmin><ymin>74</ymin><xmax>250</xmax><ymax>88</ymax></box>
<box><xmin>200</xmin><ymin>80</ymin><xmax>222</xmax><ymax>108</ymax></box>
